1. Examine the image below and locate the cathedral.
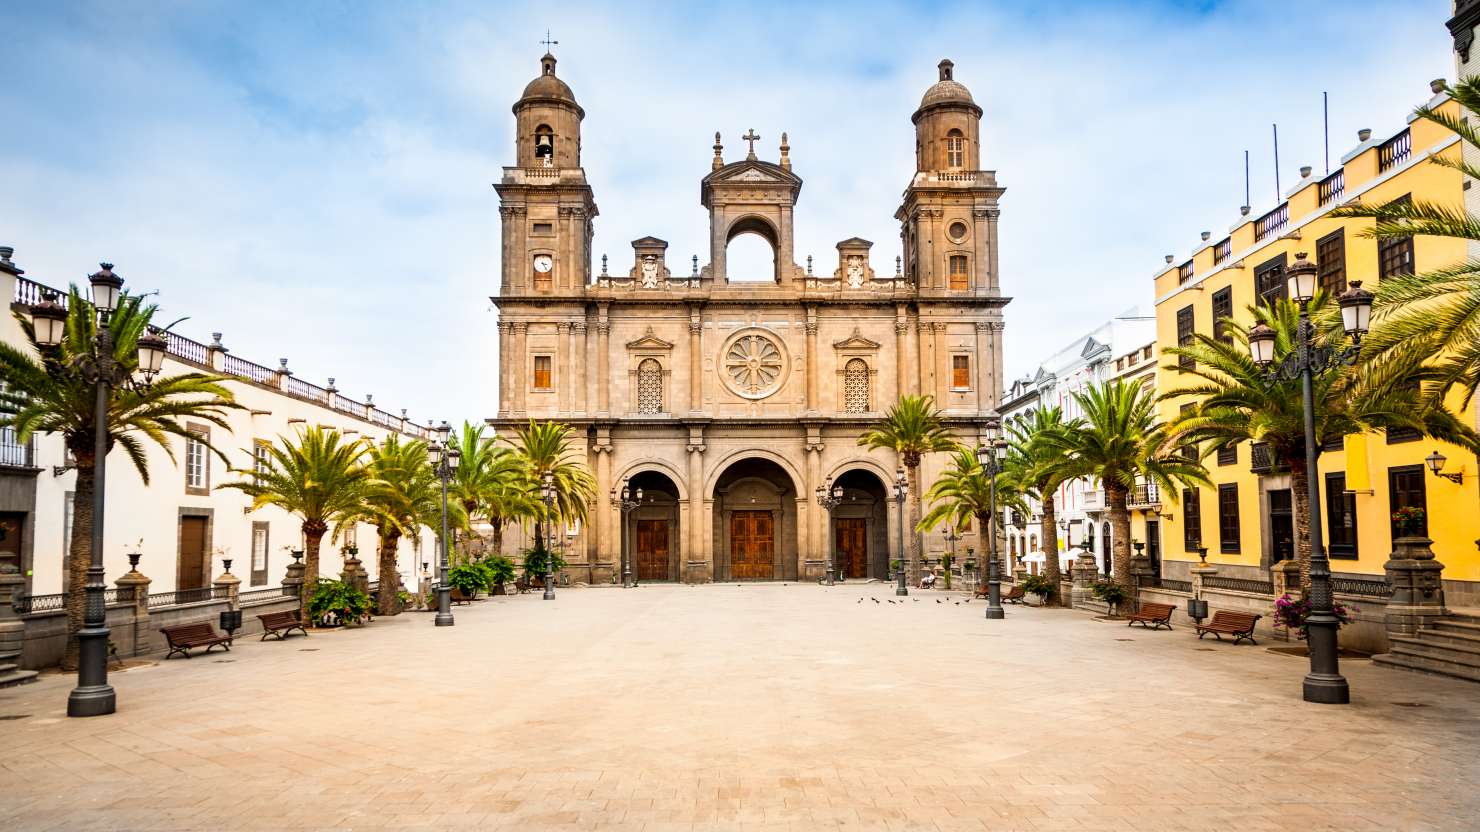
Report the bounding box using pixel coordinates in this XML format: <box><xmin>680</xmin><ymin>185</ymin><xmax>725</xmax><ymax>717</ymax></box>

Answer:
<box><xmin>490</xmin><ymin>53</ymin><xmax>1008</xmax><ymax>584</ymax></box>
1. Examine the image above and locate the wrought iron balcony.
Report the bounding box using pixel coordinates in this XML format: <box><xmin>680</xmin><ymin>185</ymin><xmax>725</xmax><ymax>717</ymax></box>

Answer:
<box><xmin>1128</xmin><ymin>482</ymin><xmax>1161</xmax><ymax>510</ymax></box>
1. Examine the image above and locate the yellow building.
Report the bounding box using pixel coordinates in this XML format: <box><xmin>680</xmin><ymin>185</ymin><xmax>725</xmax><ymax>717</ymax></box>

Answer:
<box><xmin>1149</xmin><ymin>79</ymin><xmax>1480</xmax><ymax>611</ymax></box>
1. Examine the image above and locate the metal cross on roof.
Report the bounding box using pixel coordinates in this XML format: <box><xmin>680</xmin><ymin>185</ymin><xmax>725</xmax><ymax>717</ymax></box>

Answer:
<box><xmin>541</xmin><ymin>30</ymin><xmax>558</xmax><ymax>52</ymax></box>
<box><xmin>742</xmin><ymin>128</ymin><xmax>761</xmax><ymax>159</ymax></box>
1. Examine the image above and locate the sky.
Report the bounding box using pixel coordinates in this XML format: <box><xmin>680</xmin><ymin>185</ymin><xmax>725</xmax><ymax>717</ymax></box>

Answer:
<box><xmin>1</xmin><ymin>0</ymin><xmax>1456</xmax><ymax>423</ymax></box>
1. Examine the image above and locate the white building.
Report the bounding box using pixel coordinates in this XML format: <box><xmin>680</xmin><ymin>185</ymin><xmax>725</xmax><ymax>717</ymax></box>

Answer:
<box><xmin>0</xmin><ymin>247</ymin><xmax>436</xmax><ymax>601</ymax></box>
<box><xmin>999</xmin><ymin>306</ymin><xmax>1156</xmax><ymax>576</ymax></box>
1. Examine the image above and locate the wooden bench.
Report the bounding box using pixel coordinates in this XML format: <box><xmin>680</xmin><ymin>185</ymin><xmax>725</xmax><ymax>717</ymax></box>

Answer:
<box><xmin>512</xmin><ymin>577</ymin><xmax>532</xmax><ymax>594</ymax></box>
<box><xmin>257</xmin><ymin>609</ymin><xmax>308</xmax><ymax>641</ymax></box>
<box><xmin>1196</xmin><ymin>610</ymin><xmax>1262</xmax><ymax>645</ymax></box>
<box><xmin>1125</xmin><ymin>601</ymin><xmax>1175</xmax><ymax>630</ymax></box>
<box><xmin>161</xmin><ymin>622</ymin><xmax>233</xmax><ymax>659</ymax></box>
<box><xmin>450</xmin><ymin>587</ymin><xmax>474</xmax><ymax>605</ymax></box>
<box><xmin>971</xmin><ymin>584</ymin><xmax>1026</xmax><ymax>603</ymax></box>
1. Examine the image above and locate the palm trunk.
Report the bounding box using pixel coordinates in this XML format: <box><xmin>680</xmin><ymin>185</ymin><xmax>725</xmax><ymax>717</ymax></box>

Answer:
<box><xmin>490</xmin><ymin>519</ymin><xmax>504</xmax><ymax>558</ymax></box>
<box><xmin>60</xmin><ymin>454</ymin><xmax>96</xmax><ymax>671</ymax></box>
<box><xmin>300</xmin><ymin>523</ymin><xmax>327</xmax><ymax>625</ymax></box>
<box><xmin>376</xmin><ymin>526</ymin><xmax>402</xmax><ymax>616</ymax></box>
<box><xmin>1288</xmin><ymin>456</ymin><xmax>1313</xmax><ymax>596</ymax></box>
<box><xmin>1107</xmin><ymin>484</ymin><xmax>1134</xmax><ymax>601</ymax></box>
<box><xmin>1039</xmin><ymin>483</ymin><xmax>1062</xmax><ymax>605</ymax></box>
<box><xmin>906</xmin><ymin>464</ymin><xmax>923</xmax><ymax>585</ymax></box>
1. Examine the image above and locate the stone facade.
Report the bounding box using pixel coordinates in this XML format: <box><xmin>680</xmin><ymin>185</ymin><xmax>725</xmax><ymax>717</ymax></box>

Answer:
<box><xmin>490</xmin><ymin>56</ymin><xmax>1009</xmax><ymax>583</ymax></box>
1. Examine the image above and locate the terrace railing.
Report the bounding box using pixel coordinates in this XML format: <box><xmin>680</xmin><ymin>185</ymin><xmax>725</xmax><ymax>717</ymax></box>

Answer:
<box><xmin>1254</xmin><ymin>203</ymin><xmax>1289</xmax><ymax>241</ymax></box>
<box><xmin>1378</xmin><ymin>129</ymin><xmax>1411</xmax><ymax>172</ymax></box>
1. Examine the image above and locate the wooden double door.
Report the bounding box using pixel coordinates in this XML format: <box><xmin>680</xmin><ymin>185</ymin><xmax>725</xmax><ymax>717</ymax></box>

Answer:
<box><xmin>729</xmin><ymin>510</ymin><xmax>774</xmax><ymax>580</ymax></box>
<box><xmin>834</xmin><ymin>517</ymin><xmax>868</xmax><ymax>579</ymax></box>
<box><xmin>635</xmin><ymin>519</ymin><xmax>670</xmax><ymax>582</ymax></box>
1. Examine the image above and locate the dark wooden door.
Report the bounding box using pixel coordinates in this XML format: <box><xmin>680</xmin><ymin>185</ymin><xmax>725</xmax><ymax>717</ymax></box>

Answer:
<box><xmin>635</xmin><ymin>519</ymin><xmax>669</xmax><ymax>581</ymax></box>
<box><xmin>835</xmin><ymin>518</ymin><xmax>867</xmax><ymax>578</ymax></box>
<box><xmin>178</xmin><ymin>516</ymin><xmax>208</xmax><ymax>590</ymax></box>
<box><xmin>0</xmin><ymin>512</ymin><xmax>23</xmax><ymax>575</ymax></box>
<box><xmin>730</xmin><ymin>511</ymin><xmax>774</xmax><ymax>579</ymax></box>
<box><xmin>1145</xmin><ymin>520</ymin><xmax>1161</xmax><ymax>577</ymax></box>
<box><xmin>1268</xmin><ymin>489</ymin><xmax>1294</xmax><ymax>564</ymax></box>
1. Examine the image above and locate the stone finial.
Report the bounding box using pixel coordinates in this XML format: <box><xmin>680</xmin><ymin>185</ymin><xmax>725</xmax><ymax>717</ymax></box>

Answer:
<box><xmin>326</xmin><ymin>377</ymin><xmax>337</xmax><ymax>393</ymax></box>
<box><xmin>1431</xmin><ymin>78</ymin><xmax>1447</xmax><ymax>94</ymax></box>
<box><xmin>1240</xmin><ymin>205</ymin><xmax>1251</xmax><ymax>216</ymax></box>
<box><xmin>1300</xmin><ymin>165</ymin><xmax>1312</xmax><ymax>178</ymax></box>
<box><xmin>400</xmin><ymin>408</ymin><xmax>408</xmax><ymax>419</ymax></box>
<box><xmin>806</xmin><ymin>255</ymin><xmax>813</xmax><ymax>276</ymax></box>
<box><xmin>691</xmin><ymin>255</ymin><xmax>699</xmax><ymax>276</ymax></box>
<box><xmin>1200</xmin><ymin>231</ymin><xmax>1211</xmax><ymax>241</ymax></box>
<box><xmin>601</xmin><ymin>254</ymin><xmax>608</xmax><ymax>276</ymax></box>
<box><xmin>1164</xmin><ymin>255</ymin><xmax>1174</xmax><ymax>264</ymax></box>
<box><xmin>1358</xmin><ymin>128</ymin><xmax>1371</xmax><ymax>142</ymax></box>
<box><xmin>896</xmin><ymin>255</ymin><xmax>902</xmax><ymax>276</ymax></box>
<box><xmin>278</xmin><ymin>358</ymin><xmax>291</xmax><ymax>374</ymax></box>
<box><xmin>365</xmin><ymin>393</ymin><xmax>373</xmax><ymax>407</ymax></box>
<box><xmin>0</xmin><ymin>246</ymin><xmax>21</xmax><ymax>277</ymax></box>
<box><xmin>712</xmin><ymin>132</ymin><xmax>723</xmax><ymax>170</ymax></box>
<box><xmin>780</xmin><ymin>131</ymin><xmax>791</xmax><ymax>171</ymax></box>
<box><xmin>209</xmin><ymin>332</ymin><xmax>225</xmax><ymax>351</ymax></box>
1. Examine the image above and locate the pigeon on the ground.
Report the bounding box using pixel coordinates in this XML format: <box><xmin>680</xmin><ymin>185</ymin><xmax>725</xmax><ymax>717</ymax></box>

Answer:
<box><xmin>936</xmin><ymin>599</ymin><xmax>942</xmax><ymax>604</ymax></box>
<box><xmin>872</xmin><ymin>598</ymin><xmax>880</xmax><ymax>604</ymax></box>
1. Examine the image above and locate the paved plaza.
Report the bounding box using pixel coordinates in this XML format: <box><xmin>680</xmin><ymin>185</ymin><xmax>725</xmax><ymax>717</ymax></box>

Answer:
<box><xmin>1</xmin><ymin>584</ymin><xmax>1478</xmax><ymax>831</ymax></box>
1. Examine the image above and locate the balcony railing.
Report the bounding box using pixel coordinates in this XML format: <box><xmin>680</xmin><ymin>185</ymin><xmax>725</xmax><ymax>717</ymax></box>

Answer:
<box><xmin>222</xmin><ymin>353</ymin><xmax>277</xmax><ymax>385</ymax></box>
<box><xmin>1318</xmin><ymin>170</ymin><xmax>1345</xmax><ymax>205</ymax></box>
<box><xmin>1212</xmin><ymin>238</ymin><xmax>1231</xmax><ymax>265</ymax></box>
<box><xmin>15</xmin><ymin>588</ymin><xmax>130</xmax><ymax>614</ymax></box>
<box><xmin>148</xmin><ymin>586</ymin><xmax>223</xmax><ymax>607</ymax></box>
<box><xmin>1254</xmin><ymin>203</ymin><xmax>1289</xmax><ymax>241</ymax></box>
<box><xmin>1378</xmin><ymin>129</ymin><xmax>1411</xmax><ymax>172</ymax></box>
<box><xmin>1249</xmin><ymin>442</ymin><xmax>1285</xmax><ymax>474</ymax></box>
<box><xmin>1127</xmin><ymin>482</ymin><xmax>1161</xmax><ymax>509</ymax></box>
<box><xmin>0</xmin><ymin>426</ymin><xmax>34</xmax><ymax>468</ymax></box>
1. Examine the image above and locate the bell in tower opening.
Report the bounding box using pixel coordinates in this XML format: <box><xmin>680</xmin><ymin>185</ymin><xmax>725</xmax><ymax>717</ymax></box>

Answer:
<box><xmin>535</xmin><ymin>125</ymin><xmax>554</xmax><ymax>166</ymax></box>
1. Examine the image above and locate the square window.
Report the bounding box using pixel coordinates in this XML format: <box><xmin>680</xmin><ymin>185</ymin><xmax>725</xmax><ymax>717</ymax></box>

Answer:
<box><xmin>951</xmin><ymin>355</ymin><xmax>971</xmax><ymax>390</ymax></box>
<box><xmin>533</xmin><ymin>355</ymin><xmax>553</xmax><ymax>390</ymax></box>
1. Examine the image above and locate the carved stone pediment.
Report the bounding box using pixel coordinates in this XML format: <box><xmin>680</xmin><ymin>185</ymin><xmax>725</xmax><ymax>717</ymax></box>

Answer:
<box><xmin>832</xmin><ymin>328</ymin><xmax>882</xmax><ymax>351</ymax></box>
<box><xmin>625</xmin><ymin>326</ymin><xmax>675</xmax><ymax>351</ymax></box>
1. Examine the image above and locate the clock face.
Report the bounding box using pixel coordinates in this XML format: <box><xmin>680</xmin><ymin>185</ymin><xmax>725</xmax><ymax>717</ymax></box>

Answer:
<box><xmin>533</xmin><ymin>254</ymin><xmax>553</xmax><ymax>273</ymax></box>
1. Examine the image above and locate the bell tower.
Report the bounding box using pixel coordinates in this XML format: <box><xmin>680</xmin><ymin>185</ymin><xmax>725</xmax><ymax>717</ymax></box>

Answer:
<box><xmin>896</xmin><ymin>59</ymin><xmax>1003</xmax><ymax>300</ymax></box>
<box><xmin>495</xmin><ymin>52</ymin><xmax>598</xmax><ymax>296</ymax></box>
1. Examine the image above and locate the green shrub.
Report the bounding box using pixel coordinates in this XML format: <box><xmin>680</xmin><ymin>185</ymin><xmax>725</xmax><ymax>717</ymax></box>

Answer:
<box><xmin>480</xmin><ymin>556</ymin><xmax>516</xmax><ymax>589</ymax></box>
<box><xmin>447</xmin><ymin>563</ymin><xmax>486</xmax><ymax>596</ymax></box>
<box><xmin>523</xmin><ymin>546</ymin><xmax>567</xmax><ymax>577</ymax></box>
<box><xmin>1020</xmin><ymin>574</ymin><xmax>1055</xmax><ymax>597</ymax></box>
<box><xmin>1090</xmin><ymin>581</ymin><xmax>1127</xmax><ymax>605</ymax></box>
<box><xmin>307</xmin><ymin>578</ymin><xmax>371</xmax><ymax>625</ymax></box>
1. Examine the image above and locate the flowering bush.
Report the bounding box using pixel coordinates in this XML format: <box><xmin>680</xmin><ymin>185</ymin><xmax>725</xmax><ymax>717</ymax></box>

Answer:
<box><xmin>1392</xmin><ymin>506</ymin><xmax>1426</xmax><ymax>537</ymax></box>
<box><xmin>1273</xmin><ymin>592</ymin><xmax>1356</xmax><ymax>639</ymax></box>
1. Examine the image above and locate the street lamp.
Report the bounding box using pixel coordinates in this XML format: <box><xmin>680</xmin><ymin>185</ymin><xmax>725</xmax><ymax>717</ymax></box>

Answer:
<box><xmin>815</xmin><ymin>479</ymin><xmax>844</xmax><ymax>586</ymax></box>
<box><xmin>610</xmin><ymin>480</ymin><xmax>641</xmax><ymax>587</ymax></box>
<box><xmin>26</xmin><ymin>266</ymin><xmax>167</xmax><ymax>717</ymax></box>
<box><xmin>942</xmin><ymin>526</ymin><xmax>962</xmax><ymax>587</ymax></box>
<box><xmin>1246</xmin><ymin>251</ymin><xmax>1371</xmax><ymax>705</ymax></box>
<box><xmin>1425</xmin><ymin>449</ymin><xmax>1467</xmax><ymax>484</ymax></box>
<box><xmin>540</xmin><ymin>470</ymin><xmax>557</xmax><ymax>600</ymax></box>
<box><xmin>427</xmin><ymin>426</ymin><xmax>460</xmax><ymax>627</ymax></box>
<box><xmin>893</xmin><ymin>468</ymin><xmax>908</xmax><ymax>597</ymax></box>
<box><xmin>975</xmin><ymin>411</ymin><xmax>1006</xmax><ymax>620</ymax></box>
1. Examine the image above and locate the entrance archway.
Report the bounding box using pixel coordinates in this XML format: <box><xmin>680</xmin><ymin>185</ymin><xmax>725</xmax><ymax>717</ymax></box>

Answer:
<box><xmin>712</xmin><ymin>457</ymin><xmax>798</xmax><ymax>581</ymax></box>
<box><xmin>829</xmin><ymin>468</ymin><xmax>890</xmax><ymax>580</ymax></box>
<box><xmin>625</xmin><ymin>470</ymin><xmax>681</xmax><ymax>582</ymax></box>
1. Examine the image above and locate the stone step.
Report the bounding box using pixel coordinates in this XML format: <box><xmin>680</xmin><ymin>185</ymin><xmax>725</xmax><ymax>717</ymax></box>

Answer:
<box><xmin>1373</xmin><ymin>652</ymin><xmax>1480</xmax><ymax>684</ymax></box>
<box><xmin>0</xmin><ymin>668</ymin><xmax>38</xmax><ymax>688</ymax></box>
<box><xmin>1432</xmin><ymin>618</ymin><xmax>1480</xmax><ymax>635</ymax></box>
<box><xmin>1412</xmin><ymin>627</ymin><xmax>1480</xmax><ymax>651</ymax></box>
<box><xmin>1390</xmin><ymin>636</ymin><xmax>1480</xmax><ymax>665</ymax></box>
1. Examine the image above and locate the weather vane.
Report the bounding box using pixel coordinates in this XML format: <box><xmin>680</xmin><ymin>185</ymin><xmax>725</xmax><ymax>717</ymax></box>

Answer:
<box><xmin>541</xmin><ymin>30</ymin><xmax>558</xmax><ymax>52</ymax></box>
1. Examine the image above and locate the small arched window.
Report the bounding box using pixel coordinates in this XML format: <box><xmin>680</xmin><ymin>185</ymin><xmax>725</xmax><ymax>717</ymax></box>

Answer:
<box><xmin>843</xmin><ymin>358</ymin><xmax>870</xmax><ymax>413</ymax></box>
<box><xmin>1009</xmin><ymin>537</ymin><xmax>1017</xmax><ymax>557</ymax></box>
<box><xmin>946</xmin><ymin>129</ymin><xmax>965</xmax><ymax>168</ymax></box>
<box><xmin>636</xmin><ymin>359</ymin><xmax>663</xmax><ymax>414</ymax></box>
<box><xmin>534</xmin><ymin>124</ymin><xmax>555</xmax><ymax>166</ymax></box>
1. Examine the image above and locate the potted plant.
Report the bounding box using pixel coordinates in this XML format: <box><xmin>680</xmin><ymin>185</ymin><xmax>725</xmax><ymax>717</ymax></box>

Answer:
<box><xmin>447</xmin><ymin>563</ymin><xmax>487</xmax><ymax>599</ymax></box>
<box><xmin>1090</xmin><ymin>580</ymin><xmax>1128</xmax><ymax>616</ymax></box>
<box><xmin>1392</xmin><ymin>506</ymin><xmax>1426</xmax><ymax>538</ymax></box>
<box><xmin>940</xmin><ymin>552</ymin><xmax>953</xmax><ymax>590</ymax></box>
<box><xmin>523</xmin><ymin>545</ymin><xmax>566</xmax><ymax>582</ymax></box>
<box><xmin>307</xmin><ymin>578</ymin><xmax>371</xmax><ymax>627</ymax></box>
<box><xmin>1020</xmin><ymin>574</ymin><xmax>1054</xmax><ymax>605</ymax></box>
<box><xmin>481</xmin><ymin>556</ymin><xmax>516</xmax><ymax>595</ymax></box>
<box><xmin>1273</xmin><ymin>593</ymin><xmax>1357</xmax><ymax>640</ymax></box>
<box><xmin>889</xmin><ymin>559</ymin><xmax>903</xmax><ymax>582</ymax></box>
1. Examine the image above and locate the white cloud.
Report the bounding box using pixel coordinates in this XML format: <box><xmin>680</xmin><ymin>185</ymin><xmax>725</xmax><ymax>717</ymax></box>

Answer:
<box><xmin>1</xmin><ymin>0</ymin><xmax>1455</xmax><ymax>420</ymax></box>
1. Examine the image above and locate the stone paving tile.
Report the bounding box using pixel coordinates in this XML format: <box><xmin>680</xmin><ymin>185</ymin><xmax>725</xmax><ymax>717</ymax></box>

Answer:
<box><xmin>1</xmin><ymin>583</ymin><xmax>1479</xmax><ymax>830</ymax></box>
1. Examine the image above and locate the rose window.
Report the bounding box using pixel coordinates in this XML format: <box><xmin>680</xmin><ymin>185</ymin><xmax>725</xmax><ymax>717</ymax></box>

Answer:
<box><xmin>721</xmin><ymin>330</ymin><xmax>787</xmax><ymax>399</ymax></box>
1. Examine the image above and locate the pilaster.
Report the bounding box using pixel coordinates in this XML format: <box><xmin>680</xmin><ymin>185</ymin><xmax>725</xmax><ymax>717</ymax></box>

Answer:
<box><xmin>686</xmin><ymin>424</ymin><xmax>708</xmax><ymax>583</ymax></box>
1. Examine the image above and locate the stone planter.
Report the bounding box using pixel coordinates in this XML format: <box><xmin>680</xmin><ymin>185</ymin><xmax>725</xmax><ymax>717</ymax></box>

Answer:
<box><xmin>1383</xmin><ymin>535</ymin><xmax>1447</xmax><ymax>638</ymax></box>
<box><xmin>1025</xmin><ymin>592</ymin><xmax>1045</xmax><ymax>606</ymax></box>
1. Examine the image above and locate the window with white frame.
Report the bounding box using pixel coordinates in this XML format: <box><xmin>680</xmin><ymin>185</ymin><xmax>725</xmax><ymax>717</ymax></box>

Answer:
<box><xmin>184</xmin><ymin>431</ymin><xmax>207</xmax><ymax>492</ymax></box>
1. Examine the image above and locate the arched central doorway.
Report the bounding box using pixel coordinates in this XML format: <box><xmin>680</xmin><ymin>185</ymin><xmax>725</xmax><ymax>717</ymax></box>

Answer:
<box><xmin>623</xmin><ymin>470</ymin><xmax>681</xmax><ymax>582</ymax></box>
<box><xmin>712</xmin><ymin>457</ymin><xmax>798</xmax><ymax>581</ymax></box>
<box><xmin>829</xmin><ymin>468</ymin><xmax>890</xmax><ymax>580</ymax></box>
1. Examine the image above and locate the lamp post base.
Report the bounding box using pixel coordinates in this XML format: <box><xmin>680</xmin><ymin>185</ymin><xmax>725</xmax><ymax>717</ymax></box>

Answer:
<box><xmin>543</xmin><ymin>575</ymin><xmax>556</xmax><ymax>600</ymax></box>
<box><xmin>984</xmin><ymin>606</ymin><xmax>1005</xmax><ymax>620</ymax></box>
<box><xmin>67</xmin><ymin>684</ymin><xmax>116</xmax><ymax>717</ymax></box>
<box><xmin>68</xmin><ymin>619</ymin><xmax>115</xmax><ymax>717</ymax></box>
<box><xmin>1303</xmin><ymin>673</ymin><xmax>1351</xmax><ymax>704</ymax></box>
<box><xmin>434</xmin><ymin>587</ymin><xmax>454</xmax><ymax>626</ymax></box>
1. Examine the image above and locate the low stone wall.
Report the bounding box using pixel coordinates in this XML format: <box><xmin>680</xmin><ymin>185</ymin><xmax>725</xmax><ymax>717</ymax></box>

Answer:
<box><xmin>1132</xmin><ymin>586</ymin><xmax>1390</xmax><ymax>654</ymax></box>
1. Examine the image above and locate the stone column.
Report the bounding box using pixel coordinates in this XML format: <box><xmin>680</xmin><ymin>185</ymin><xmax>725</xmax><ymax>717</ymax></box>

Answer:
<box><xmin>985</xmin><ymin>207</ymin><xmax>1001</xmax><ymax>292</ymax></box>
<box><xmin>114</xmin><ymin>555</ymin><xmax>151</xmax><ymax>657</ymax></box>
<box><xmin>894</xmin><ymin>308</ymin><xmax>909</xmax><ymax>401</ymax></box>
<box><xmin>597</xmin><ymin>312</ymin><xmax>611</xmax><ymax>415</ymax></box>
<box><xmin>497</xmin><ymin>321</ymin><xmax>509</xmax><ymax>415</ymax></box>
<box><xmin>1384</xmin><ymin>536</ymin><xmax>1448</xmax><ymax>637</ymax></box>
<box><xmin>804</xmin><ymin>309</ymin><xmax>819</xmax><ymax>414</ymax></box>
<box><xmin>1071</xmin><ymin>551</ymin><xmax>1099</xmax><ymax>609</ymax></box>
<box><xmin>804</xmin><ymin>438</ymin><xmax>822</xmax><ymax>578</ymax></box>
<box><xmin>917</xmin><ymin>319</ymin><xmax>932</xmax><ymax>400</ymax></box>
<box><xmin>688</xmin><ymin>313</ymin><xmax>703</xmax><ymax>413</ymax></box>
<box><xmin>214</xmin><ymin>560</ymin><xmax>242</xmax><ymax>609</ymax></box>
<box><xmin>572</xmin><ymin>322</ymin><xmax>588</xmax><ymax>415</ymax></box>
<box><xmin>512</xmin><ymin>322</ymin><xmax>529</xmax><ymax>415</ymax></box>
<box><xmin>1128</xmin><ymin>553</ymin><xmax>1153</xmax><ymax>613</ymax></box>
<box><xmin>686</xmin><ymin>429</ymin><xmax>707</xmax><ymax>582</ymax></box>
<box><xmin>974</xmin><ymin>322</ymin><xmax>991</xmax><ymax>413</ymax></box>
<box><xmin>556</xmin><ymin>322</ymin><xmax>571</xmax><ymax>414</ymax></box>
<box><xmin>593</xmin><ymin>434</ymin><xmax>614</xmax><ymax>583</ymax></box>
<box><xmin>933</xmin><ymin>322</ymin><xmax>948</xmax><ymax>403</ymax></box>
<box><xmin>281</xmin><ymin>550</ymin><xmax>305</xmax><ymax>606</ymax></box>
<box><xmin>1272</xmin><ymin>559</ymin><xmax>1302</xmax><ymax>598</ymax></box>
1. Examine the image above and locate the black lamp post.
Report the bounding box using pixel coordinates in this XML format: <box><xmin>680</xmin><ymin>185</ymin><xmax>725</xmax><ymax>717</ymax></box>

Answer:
<box><xmin>893</xmin><ymin>468</ymin><xmax>908</xmax><ymax>596</ymax></box>
<box><xmin>815</xmin><ymin>479</ymin><xmax>844</xmax><ymax>586</ymax></box>
<box><xmin>1247</xmin><ymin>251</ymin><xmax>1372</xmax><ymax>705</ymax></box>
<box><xmin>28</xmin><ymin>267</ymin><xmax>166</xmax><ymax>718</ymax></box>
<box><xmin>610</xmin><ymin>480</ymin><xmax>641</xmax><ymax>587</ymax></box>
<box><xmin>540</xmin><ymin>470</ymin><xmax>556</xmax><ymax>600</ymax></box>
<box><xmin>975</xmin><ymin>412</ymin><xmax>1006</xmax><ymax>620</ymax></box>
<box><xmin>427</xmin><ymin>422</ymin><xmax>459</xmax><ymax>627</ymax></box>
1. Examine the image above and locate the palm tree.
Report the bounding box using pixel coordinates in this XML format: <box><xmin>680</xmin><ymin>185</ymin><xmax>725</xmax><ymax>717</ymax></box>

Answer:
<box><xmin>219</xmin><ymin>426</ymin><xmax>369</xmax><ymax>621</ymax></box>
<box><xmin>1164</xmin><ymin>296</ymin><xmax>1477</xmax><ymax>590</ymax></box>
<box><xmin>1329</xmin><ymin>76</ymin><xmax>1480</xmax><ymax>408</ymax></box>
<box><xmin>1003</xmin><ymin>406</ymin><xmax>1077</xmax><ymax>603</ymax></box>
<box><xmin>858</xmin><ymin>395</ymin><xmax>958</xmax><ymax>584</ymax></box>
<box><xmin>0</xmin><ymin>287</ymin><xmax>238</xmax><ymax>669</ymax></box>
<box><xmin>1056</xmin><ymin>379</ymin><xmax>1209</xmax><ymax>595</ymax></box>
<box><xmin>354</xmin><ymin>435</ymin><xmax>451</xmax><ymax>615</ymax></box>
<box><xmin>503</xmin><ymin>420</ymin><xmax>596</xmax><ymax>567</ymax></box>
<box><xmin>448</xmin><ymin>422</ymin><xmax>526</xmax><ymax>558</ymax></box>
<box><xmin>920</xmin><ymin>446</ymin><xmax>1028</xmax><ymax>591</ymax></box>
